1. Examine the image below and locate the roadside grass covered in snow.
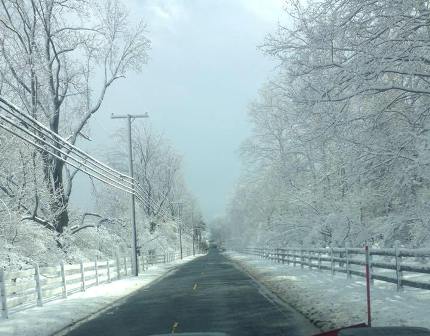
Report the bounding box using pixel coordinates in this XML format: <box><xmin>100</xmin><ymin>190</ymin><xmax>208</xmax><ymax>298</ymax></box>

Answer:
<box><xmin>0</xmin><ymin>255</ymin><xmax>201</xmax><ymax>336</ymax></box>
<box><xmin>227</xmin><ymin>252</ymin><xmax>430</xmax><ymax>332</ymax></box>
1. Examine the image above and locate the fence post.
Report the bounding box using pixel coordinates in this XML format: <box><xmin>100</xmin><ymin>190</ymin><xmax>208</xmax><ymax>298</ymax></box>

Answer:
<box><xmin>345</xmin><ymin>245</ymin><xmax>351</xmax><ymax>280</ymax></box>
<box><xmin>124</xmin><ymin>256</ymin><xmax>128</xmax><ymax>276</ymax></box>
<box><xmin>116</xmin><ymin>254</ymin><xmax>121</xmax><ymax>280</ymax></box>
<box><xmin>394</xmin><ymin>240</ymin><xmax>403</xmax><ymax>291</ymax></box>
<box><xmin>141</xmin><ymin>254</ymin><xmax>145</xmax><ymax>271</ymax></box>
<box><xmin>34</xmin><ymin>264</ymin><xmax>43</xmax><ymax>306</ymax></box>
<box><xmin>107</xmin><ymin>260</ymin><xmax>111</xmax><ymax>283</ymax></box>
<box><xmin>80</xmin><ymin>260</ymin><xmax>86</xmax><ymax>291</ymax></box>
<box><xmin>365</xmin><ymin>244</ymin><xmax>372</xmax><ymax>327</ymax></box>
<box><xmin>0</xmin><ymin>268</ymin><xmax>8</xmax><ymax>319</ymax></box>
<box><xmin>164</xmin><ymin>254</ymin><xmax>166</xmax><ymax>264</ymax></box>
<box><xmin>95</xmin><ymin>259</ymin><xmax>99</xmax><ymax>286</ymax></box>
<box><xmin>60</xmin><ymin>261</ymin><xmax>67</xmax><ymax>298</ymax></box>
<box><xmin>330</xmin><ymin>247</ymin><xmax>335</xmax><ymax>276</ymax></box>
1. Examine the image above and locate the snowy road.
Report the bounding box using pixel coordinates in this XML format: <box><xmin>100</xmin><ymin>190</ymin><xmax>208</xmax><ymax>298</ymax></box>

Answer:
<box><xmin>62</xmin><ymin>249</ymin><xmax>318</xmax><ymax>336</ymax></box>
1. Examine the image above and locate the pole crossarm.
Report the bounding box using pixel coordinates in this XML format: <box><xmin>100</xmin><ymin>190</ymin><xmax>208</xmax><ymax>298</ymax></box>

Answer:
<box><xmin>111</xmin><ymin>113</ymin><xmax>149</xmax><ymax>119</ymax></box>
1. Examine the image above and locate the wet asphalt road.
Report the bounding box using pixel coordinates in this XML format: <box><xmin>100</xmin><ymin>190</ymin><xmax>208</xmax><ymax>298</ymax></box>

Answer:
<box><xmin>64</xmin><ymin>249</ymin><xmax>318</xmax><ymax>336</ymax></box>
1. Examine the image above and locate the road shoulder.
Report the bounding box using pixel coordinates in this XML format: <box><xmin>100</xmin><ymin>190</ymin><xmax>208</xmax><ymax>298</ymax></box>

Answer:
<box><xmin>0</xmin><ymin>256</ymin><xmax>201</xmax><ymax>336</ymax></box>
<box><xmin>226</xmin><ymin>251</ymin><xmax>430</xmax><ymax>332</ymax></box>
<box><xmin>227</xmin><ymin>253</ymin><xmax>321</xmax><ymax>335</ymax></box>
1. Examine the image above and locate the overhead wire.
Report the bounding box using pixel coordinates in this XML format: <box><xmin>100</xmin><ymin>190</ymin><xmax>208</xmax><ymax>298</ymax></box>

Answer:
<box><xmin>0</xmin><ymin>97</ymin><xmax>177</xmax><ymax>222</ymax></box>
<box><xmin>0</xmin><ymin>98</ymin><xmax>176</xmax><ymax>221</ymax></box>
<box><xmin>0</xmin><ymin>118</ymin><xmax>174</xmax><ymax>220</ymax></box>
<box><xmin>0</xmin><ymin>121</ymin><xmax>136</xmax><ymax>195</ymax></box>
<box><xmin>0</xmin><ymin>98</ymin><xmax>132</xmax><ymax>183</ymax></box>
<box><xmin>0</xmin><ymin>114</ymin><xmax>136</xmax><ymax>194</ymax></box>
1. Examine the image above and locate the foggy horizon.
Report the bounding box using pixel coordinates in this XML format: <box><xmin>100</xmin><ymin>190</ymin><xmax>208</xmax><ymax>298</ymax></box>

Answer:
<box><xmin>70</xmin><ymin>0</ymin><xmax>286</xmax><ymax>221</ymax></box>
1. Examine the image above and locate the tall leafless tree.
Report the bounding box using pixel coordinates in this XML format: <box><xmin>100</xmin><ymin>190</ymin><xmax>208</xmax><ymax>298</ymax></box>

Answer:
<box><xmin>0</xmin><ymin>0</ymin><xmax>150</xmax><ymax>232</ymax></box>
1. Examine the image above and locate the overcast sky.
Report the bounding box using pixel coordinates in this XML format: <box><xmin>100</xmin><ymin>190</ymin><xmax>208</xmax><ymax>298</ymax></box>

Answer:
<box><xmin>72</xmin><ymin>0</ymin><xmax>286</xmax><ymax>220</ymax></box>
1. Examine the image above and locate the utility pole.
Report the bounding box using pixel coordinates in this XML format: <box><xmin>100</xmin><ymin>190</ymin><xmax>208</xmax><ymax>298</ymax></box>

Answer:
<box><xmin>172</xmin><ymin>201</ymin><xmax>184</xmax><ymax>259</ymax></box>
<box><xmin>179</xmin><ymin>219</ymin><xmax>183</xmax><ymax>259</ymax></box>
<box><xmin>191</xmin><ymin>211</ymin><xmax>195</xmax><ymax>256</ymax></box>
<box><xmin>111</xmin><ymin>113</ymin><xmax>148</xmax><ymax>276</ymax></box>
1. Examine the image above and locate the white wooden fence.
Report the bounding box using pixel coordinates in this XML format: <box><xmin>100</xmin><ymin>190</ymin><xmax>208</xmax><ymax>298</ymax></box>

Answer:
<box><xmin>242</xmin><ymin>244</ymin><xmax>430</xmax><ymax>291</ymax></box>
<box><xmin>0</xmin><ymin>251</ymin><xmax>182</xmax><ymax>319</ymax></box>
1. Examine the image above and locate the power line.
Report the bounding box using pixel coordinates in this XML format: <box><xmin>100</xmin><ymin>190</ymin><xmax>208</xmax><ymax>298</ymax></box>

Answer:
<box><xmin>0</xmin><ymin>114</ymin><xmax>136</xmax><ymax>194</ymax></box>
<box><xmin>0</xmin><ymin>97</ymin><xmax>176</xmax><ymax>222</ymax></box>
<box><xmin>0</xmin><ymin>121</ymin><xmax>136</xmax><ymax>196</ymax></box>
<box><xmin>0</xmin><ymin>98</ymin><xmax>176</xmax><ymax>221</ymax></box>
<box><xmin>0</xmin><ymin>99</ymin><xmax>133</xmax><ymax>184</ymax></box>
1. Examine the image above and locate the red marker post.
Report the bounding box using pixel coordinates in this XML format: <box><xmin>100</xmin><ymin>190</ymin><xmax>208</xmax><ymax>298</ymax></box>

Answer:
<box><xmin>365</xmin><ymin>244</ymin><xmax>372</xmax><ymax>327</ymax></box>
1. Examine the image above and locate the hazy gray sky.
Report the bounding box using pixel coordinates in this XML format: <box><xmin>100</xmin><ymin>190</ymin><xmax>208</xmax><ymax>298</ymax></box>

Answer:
<box><xmin>72</xmin><ymin>0</ymin><xmax>286</xmax><ymax>220</ymax></box>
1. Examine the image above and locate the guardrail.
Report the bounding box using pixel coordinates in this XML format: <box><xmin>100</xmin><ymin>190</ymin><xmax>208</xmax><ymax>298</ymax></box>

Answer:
<box><xmin>241</xmin><ymin>244</ymin><xmax>430</xmax><ymax>292</ymax></box>
<box><xmin>0</xmin><ymin>251</ymin><xmax>184</xmax><ymax>319</ymax></box>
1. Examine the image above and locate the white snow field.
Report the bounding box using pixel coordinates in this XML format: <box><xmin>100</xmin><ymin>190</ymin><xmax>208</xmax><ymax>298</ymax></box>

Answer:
<box><xmin>227</xmin><ymin>252</ymin><xmax>430</xmax><ymax>332</ymax></box>
<box><xmin>0</xmin><ymin>255</ymin><xmax>200</xmax><ymax>336</ymax></box>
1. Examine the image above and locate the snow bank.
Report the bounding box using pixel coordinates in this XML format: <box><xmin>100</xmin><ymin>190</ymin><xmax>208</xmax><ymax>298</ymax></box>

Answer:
<box><xmin>0</xmin><ymin>255</ymin><xmax>201</xmax><ymax>336</ymax></box>
<box><xmin>227</xmin><ymin>252</ymin><xmax>430</xmax><ymax>331</ymax></box>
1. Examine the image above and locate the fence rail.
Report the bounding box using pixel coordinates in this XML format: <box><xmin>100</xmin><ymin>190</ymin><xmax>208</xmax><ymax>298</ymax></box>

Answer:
<box><xmin>241</xmin><ymin>244</ymin><xmax>430</xmax><ymax>292</ymax></box>
<box><xmin>0</xmin><ymin>251</ymin><xmax>185</xmax><ymax>319</ymax></box>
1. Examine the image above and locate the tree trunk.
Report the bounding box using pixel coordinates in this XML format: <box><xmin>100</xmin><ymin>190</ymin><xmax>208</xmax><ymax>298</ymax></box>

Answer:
<box><xmin>51</xmin><ymin>168</ymin><xmax>69</xmax><ymax>233</ymax></box>
<box><xmin>42</xmin><ymin>151</ymin><xmax>69</xmax><ymax>233</ymax></box>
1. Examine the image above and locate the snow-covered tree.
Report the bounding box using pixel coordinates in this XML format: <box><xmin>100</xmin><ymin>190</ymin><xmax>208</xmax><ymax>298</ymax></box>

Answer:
<box><xmin>0</xmin><ymin>0</ymin><xmax>150</xmax><ymax>232</ymax></box>
<box><xmin>220</xmin><ymin>0</ymin><xmax>430</xmax><ymax>249</ymax></box>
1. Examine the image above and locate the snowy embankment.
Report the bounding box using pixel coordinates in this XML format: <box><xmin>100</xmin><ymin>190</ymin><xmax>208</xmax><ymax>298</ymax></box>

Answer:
<box><xmin>227</xmin><ymin>252</ymin><xmax>430</xmax><ymax>331</ymax></box>
<box><xmin>0</xmin><ymin>255</ymin><xmax>200</xmax><ymax>336</ymax></box>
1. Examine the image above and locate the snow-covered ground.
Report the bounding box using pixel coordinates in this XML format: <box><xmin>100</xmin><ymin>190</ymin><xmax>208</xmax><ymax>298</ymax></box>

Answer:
<box><xmin>0</xmin><ymin>255</ymin><xmax>201</xmax><ymax>336</ymax></box>
<box><xmin>227</xmin><ymin>252</ymin><xmax>430</xmax><ymax>332</ymax></box>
